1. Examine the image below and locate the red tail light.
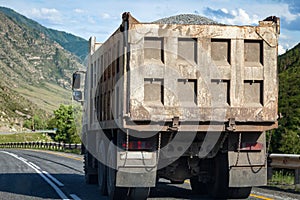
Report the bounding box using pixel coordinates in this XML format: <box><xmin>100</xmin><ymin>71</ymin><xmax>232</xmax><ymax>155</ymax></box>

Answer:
<box><xmin>239</xmin><ymin>142</ymin><xmax>263</xmax><ymax>151</ymax></box>
<box><xmin>122</xmin><ymin>141</ymin><xmax>153</xmax><ymax>150</ymax></box>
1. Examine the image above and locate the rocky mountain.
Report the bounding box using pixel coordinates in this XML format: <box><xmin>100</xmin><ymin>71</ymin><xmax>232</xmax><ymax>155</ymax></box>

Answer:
<box><xmin>0</xmin><ymin>7</ymin><xmax>88</xmax><ymax>132</ymax></box>
<box><xmin>0</xmin><ymin>7</ymin><xmax>88</xmax><ymax>61</ymax></box>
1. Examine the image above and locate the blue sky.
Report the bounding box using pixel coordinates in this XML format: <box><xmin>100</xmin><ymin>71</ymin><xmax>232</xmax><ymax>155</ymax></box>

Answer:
<box><xmin>1</xmin><ymin>0</ymin><xmax>300</xmax><ymax>54</ymax></box>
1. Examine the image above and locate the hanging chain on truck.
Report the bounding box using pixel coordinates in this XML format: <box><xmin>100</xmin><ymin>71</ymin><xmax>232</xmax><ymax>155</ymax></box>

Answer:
<box><xmin>122</xmin><ymin>129</ymin><xmax>130</xmax><ymax>167</ymax></box>
<box><xmin>233</xmin><ymin>131</ymin><xmax>272</xmax><ymax>167</ymax></box>
<box><xmin>264</xmin><ymin>131</ymin><xmax>272</xmax><ymax>165</ymax></box>
<box><xmin>234</xmin><ymin>132</ymin><xmax>242</xmax><ymax>166</ymax></box>
<box><xmin>144</xmin><ymin>132</ymin><xmax>161</xmax><ymax>172</ymax></box>
<box><xmin>122</xmin><ymin>129</ymin><xmax>162</xmax><ymax>172</ymax></box>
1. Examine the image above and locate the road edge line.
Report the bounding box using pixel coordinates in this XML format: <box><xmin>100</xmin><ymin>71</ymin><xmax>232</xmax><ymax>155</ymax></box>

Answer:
<box><xmin>0</xmin><ymin>151</ymin><xmax>69</xmax><ymax>200</ymax></box>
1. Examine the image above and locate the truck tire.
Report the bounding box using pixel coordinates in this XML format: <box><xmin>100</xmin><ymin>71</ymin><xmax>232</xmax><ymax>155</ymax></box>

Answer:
<box><xmin>228</xmin><ymin>187</ymin><xmax>252</xmax><ymax>199</ymax></box>
<box><xmin>129</xmin><ymin>187</ymin><xmax>150</xmax><ymax>200</ymax></box>
<box><xmin>170</xmin><ymin>180</ymin><xmax>184</xmax><ymax>184</ymax></box>
<box><xmin>208</xmin><ymin>153</ymin><xmax>252</xmax><ymax>199</ymax></box>
<box><xmin>98</xmin><ymin>160</ymin><xmax>107</xmax><ymax>195</ymax></box>
<box><xmin>98</xmin><ymin>141</ymin><xmax>107</xmax><ymax>195</ymax></box>
<box><xmin>84</xmin><ymin>152</ymin><xmax>98</xmax><ymax>184</ymax></box>
<box><xmin>190</xmin><ymin>177</ymin><xmax>207</xmax><ymax>194</ymax></box>
<box><xmin>208</xmin><ymin>153</ymin><xmax>229</xmax><ymax>199</ymax></box>
<box><xmin>106</xmin><ymin>141</ymin><xmax>129</xmax><ymax>200</ymax></box>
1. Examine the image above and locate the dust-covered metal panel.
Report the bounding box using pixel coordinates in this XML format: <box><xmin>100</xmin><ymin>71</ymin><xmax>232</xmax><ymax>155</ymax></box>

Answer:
<box><xmin>86</xmin><ymin>13</ymin><xmax>279</xmax><ymax>131</ymax></box>
<box><xmin>126</xmin><ymin>16</ymin><xmax>279</xmax><ymax>128</ymax></box>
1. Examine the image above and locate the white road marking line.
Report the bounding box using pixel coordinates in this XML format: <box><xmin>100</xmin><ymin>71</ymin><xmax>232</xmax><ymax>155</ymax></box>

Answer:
<box><xmin>18</xmin><ymin>157</ymin><xmax>28</xmax><ymax>162</ymax></box>
<box><xmin>28</xmin><ymin>162</ymin><xmax>41</xmax><ymax>170</ymax></box>
<box><xmin>0</xmin><ymin>151</ymin><xmax>69</xmax><ymax>200</ymax></box>
<box><xmin>42</xmin><ymin>171</ymin><xmax>64</xmax><ymax>187</ymax></box>
<box><xmin>7</xmin><ymin>152</ymin><xmax>18</xmax><ymax>157</ymax></box>
<box><xmin>70</xmin><ymin>194</ymin><xmax>81</xmax><ymax>200</ymax></box>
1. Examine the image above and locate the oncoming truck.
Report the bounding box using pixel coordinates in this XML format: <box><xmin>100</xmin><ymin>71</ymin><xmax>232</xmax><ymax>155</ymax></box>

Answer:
<box><xmin>72</xmin><ymin>13</ymin><xmax>280</xmax><ymax>199</ymax></box>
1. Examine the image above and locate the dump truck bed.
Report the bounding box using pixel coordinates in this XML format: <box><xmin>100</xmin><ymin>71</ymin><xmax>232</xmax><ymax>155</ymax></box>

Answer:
<box><xmin>127</xmin><ymin>15</ymin><xmax>279</xmax><ymax>122</ymax></box>
<box><xmin>89</xmin><ymin>13</ymin><xmax>279</xmax><ymax>132</ymax></box>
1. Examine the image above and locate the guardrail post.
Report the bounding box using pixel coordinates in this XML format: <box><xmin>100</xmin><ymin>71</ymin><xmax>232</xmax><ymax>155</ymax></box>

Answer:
<box><xmin>267</xmin><ymin>166</ymin><xmax>273</xmax><ymax>180</ymax></box>
<box><xmin>295</xmin><ymin>169</ymin><xmax>300</xmax><ymax>185</ymax></box>
<box><xmin>267</xmin><ymin>157</ymin><xmax>273</xmax><ymax>180</ymax></box>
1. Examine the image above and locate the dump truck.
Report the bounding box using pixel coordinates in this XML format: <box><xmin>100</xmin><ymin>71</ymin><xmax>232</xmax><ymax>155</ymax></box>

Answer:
<box><xmin>72</xmin><ymin>13</ymin><xmax>280</xmax><ymax>199</ymax></box>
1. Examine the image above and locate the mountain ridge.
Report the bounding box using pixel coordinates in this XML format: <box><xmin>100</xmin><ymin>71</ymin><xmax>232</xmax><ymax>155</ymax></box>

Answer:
<box><xmin>0</xmin><ymin>7</ymin><xmax>88</xmax><ymax>61</ymax></box>
<box><xmin>0</xmin><ymin>7</ymin><xmax>87</xmax><ymax>132</ymax></box>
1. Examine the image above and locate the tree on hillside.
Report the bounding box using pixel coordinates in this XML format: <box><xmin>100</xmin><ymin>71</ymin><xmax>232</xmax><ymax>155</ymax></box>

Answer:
<box><xmin>270</xmin><ymin>44</ymin><xmax>300</xmax><ymax>154</ymax></box>
<box><xmin>279</xmin><ymin>129</ymin><xmax>300</xmax><ymax>154</ymax></box>
<box><xmin>48</xmin><ymin>104</ymin><xmax>80</xmax><ymax>143</ymax></box>
<box><xmin>23</xmin><ymin>114</ymin><xmax>47</xmax><ymax>130</ymax></box>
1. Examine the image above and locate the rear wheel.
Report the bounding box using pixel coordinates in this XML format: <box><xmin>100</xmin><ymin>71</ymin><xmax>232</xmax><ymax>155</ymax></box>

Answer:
<box><xmin>208</xmin><ymin>153</ymin><xmax>228</xmax><ymax>199</ymax></box>
<box><xmin>106</xmin><ymin>141</ymin><xmax>129</xmax><ymax>200</ymax></box>
<box><xmin>98</xmin><ymin>161</ymin><xmax>107</xmax><ymax>194</ymax></box>
<box><xmin>228</xmin><ymin>187</ymin><xmax>252</xmax><ymax>199</ymax></box>
<box><xmin>129</xmin><ymin>187</ymin><xmax>150</xmax><ymax>200</ymax></box>
<box><xmin>98</xmin><ymin>141</ymin><xmax>107</xmax><ymax>195</ymax></box>
<box><xmin>84</xmin><ymin>152</ymin><xmax>98</xmax><ymax>184</ymax></box>
<box><xmin>170</xmin><ymin>180</ymin><xmax>184</xmax><ymax>184</ymax></box>
<box><xmin>190</xmin><ymin>177</ymin><xmax>207</xmax><ymax>195</ymax></box>
<box><xmin>208</xmin><ymin>153</ymin><xmax>252</xmax><ymax>199</ymax></box>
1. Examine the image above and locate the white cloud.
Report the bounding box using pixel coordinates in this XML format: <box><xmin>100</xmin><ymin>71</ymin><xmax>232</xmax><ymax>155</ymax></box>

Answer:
<box><xmin>28</xmin><ymin>8</ymin><xmax>62</xmax><ymax>24</ymax></box>
<box><xmin>226</xmin><ymin>8</ymin><xmax>259</xmax><ymax>25</ymax></box>
<box><xmin>221</xmin><ymin>8</ymin><xmax>228</xmax><ymax>14</ymax></box>
<box><xmin>87</xmin><ymin>16</ymin><xmax>96</xmax><ymax>24</ymax></box>
<box><xmin>74</xmin><ymin>8</ymin><xmax>85</xmax><ymax>14</ymax></box>
<box><xmin>204</xmin><ymin>7</ymin><xmax>260</xmax><ymax>26</ymax></box>
<box><xmin>278</xmin><ymin>44</ymin><xmax>286</xmax><ymax>55</ymax></box>
<box><xmin>100</xmin><ymin>13</ymin><xmax>111</xmax><ymax>19</ymax></box>
<box><xmin>279</xmin><ymin>4</ymin><xmax>298</xmax><ymax>23</ymax></box>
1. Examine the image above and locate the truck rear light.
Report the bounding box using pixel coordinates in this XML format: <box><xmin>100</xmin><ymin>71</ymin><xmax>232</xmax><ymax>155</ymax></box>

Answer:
<box><xmin>122</xmin><ymin>141</ymin><xmax>153</xmax><ymax>150</ymax></box>
<box><xmin>239</xmin><ymin>142</ymin><xmax>263</xmax><ymax>151</ymax></box>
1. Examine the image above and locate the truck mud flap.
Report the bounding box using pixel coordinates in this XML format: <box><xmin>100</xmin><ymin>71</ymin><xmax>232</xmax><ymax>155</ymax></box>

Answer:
<box><xmin>229</xmin><ymin>166</ymin><xmax>267</xmax><ymax>187</ymax></box>
<box><xmin>116</xmin><ymin>168</ymin><xmax>156</xmax><ymax>187</ymax></box>
<box><xmin>116</xmin><ymin>151</ymin><xmax>157</xmax><ymax>187</ymax></box>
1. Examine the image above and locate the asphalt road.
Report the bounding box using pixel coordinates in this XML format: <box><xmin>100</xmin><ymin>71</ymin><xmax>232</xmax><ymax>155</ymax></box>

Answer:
<box><xmin>0</xmin><ymin>149</ymin><xmax>299</xmax><ymax>200</ymax></box>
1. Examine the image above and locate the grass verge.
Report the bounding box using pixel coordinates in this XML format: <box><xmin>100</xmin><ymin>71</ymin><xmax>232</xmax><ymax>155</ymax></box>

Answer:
<box><xmin>0</xmin><ymin>132</ymin><xmax>53</xmax><ymax>143</ymax></box>
<box><xmin>268</xmin><ymin>169</ymin><xmax>300</xmax><ymax>192</ymax></box>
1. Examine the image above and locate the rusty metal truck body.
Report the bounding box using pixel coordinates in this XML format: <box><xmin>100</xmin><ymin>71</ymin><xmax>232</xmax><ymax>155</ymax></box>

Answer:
<box><xmin>73</xmin><ymin>13</ymin><xmax>280</xmax><ymax>199</ymax></box>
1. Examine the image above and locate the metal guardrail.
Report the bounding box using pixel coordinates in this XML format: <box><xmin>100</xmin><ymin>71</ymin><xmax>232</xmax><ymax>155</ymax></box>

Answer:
<box><xmin>269</xmin><ymin>153</ymin><xmax>300</xmax><ymax>185</ymax></box>
<box><xmin>270</xmin><ymin>154</ymin><xmax>300</xmax><ymax>169</ymax></box>
<box><xmin>0</xmin><ymin>142</ymin><xmax>81</xmax><ymax>150</ymax></box>
<box><xmin>0</xmin><ymin>144</ymin><xmax>298</xmax><ymax>183</ymax></box>
<box><xmin>0</xmin><ymin>130</ymin><xmax>57</xmax><ymax>135</ymax></box>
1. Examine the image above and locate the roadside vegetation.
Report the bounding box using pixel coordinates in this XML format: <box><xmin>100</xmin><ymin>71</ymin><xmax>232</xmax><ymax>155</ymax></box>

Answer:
<box><xmin>2</xmin><ymin>104</ymin><xmax>82</xmax><ymax>144</ymax></box>
<box><xmin>267</xmin><ymin>43</ymin><xmax>300</xmax><ymax>154</ymax></box>
<box><xmin>268</xmin><ymin>169</ymin><xmax>300</xmax><ymax>192</ymax></box>
<box><xmin>269</xmin><ymin>170</ymin><xmax>294</xmax><ymax>186</ymax></box>
<box><xmin>0</xmin><ymin>132</ymin><xmax>53</xmax><ymax>143</ymax></box>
